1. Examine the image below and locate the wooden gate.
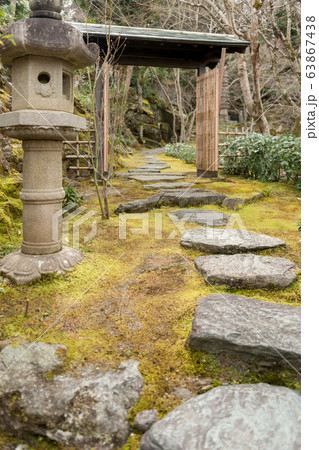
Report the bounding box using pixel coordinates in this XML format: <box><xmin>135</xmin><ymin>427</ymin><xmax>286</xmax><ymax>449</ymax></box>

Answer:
<box><xmin>196</xmin><ymin>68</ymin><xmax>220</xmax><ymax>177</ymax></box>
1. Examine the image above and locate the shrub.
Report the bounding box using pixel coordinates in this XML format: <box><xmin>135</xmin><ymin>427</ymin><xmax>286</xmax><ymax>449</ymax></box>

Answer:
<box><xmin>220</xmin><ymin>133</ymin><xmax>301</xmax><ymax>186</ymax></box>
<box><xmin>63</xmin><ymin>186</ymin><xmax>84</xmax><ymax>209</ymax></box>
<box><xmin>165</xmin><ymin>143</ymin><xmax>196</xmax><ymax>164</ymax></box>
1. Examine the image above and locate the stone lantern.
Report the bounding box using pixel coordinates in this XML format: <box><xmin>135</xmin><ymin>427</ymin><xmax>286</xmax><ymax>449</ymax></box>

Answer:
<box><xmin>0</xmin><ymin>0</ymin><xmax>99</xmax><ymax>284</ymax></box>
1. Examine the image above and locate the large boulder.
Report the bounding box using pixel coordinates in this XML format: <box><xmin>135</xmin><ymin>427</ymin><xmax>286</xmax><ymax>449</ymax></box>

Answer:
<box><xmin>194</xmin><ymin>254</ymin><xmax>297</xmax><ymax>289</ymax></box>
<box><xmin>181</xmin><ymin>228</ymin><xmax>286</xmax><ymax>253</ymax></box>
<box><xmin>189</xmin><ymin>294</ymin><xmax>301</xmax><ymax>369</ymax></box>
<box><xmin>140</xmin><ymin>384</ymin><xmax>301</xmax><ymax>450</ymax></box>
<box><xmin>0</xmin><ymin>342</ymin><xmax>144</xmax><ymax>449</ymax></box>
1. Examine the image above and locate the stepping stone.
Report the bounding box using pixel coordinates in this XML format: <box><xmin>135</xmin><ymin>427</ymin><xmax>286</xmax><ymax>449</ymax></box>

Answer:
<box><xmin>129</xmin><ymin>175</ymin><xmax>186</xmax><ymax>182</ymax></box>
<box><xmin>170</xmin><ymin>209</ymin><xmax>231</xmax><ymax>227</ymax></box>
<box><xmin>128</xmin><ymin>168</ymin><xmax>161</xmax><ymax>173</ymax></box>
<box><xmin>140</xmin><ymin>161</ymin><xmax>166</xmax><ymax>165</ymax></box>
<box><xmin>114</xmin><ymin>193</ymin><xmax>162</xmax><ymax>214</ymax></box>
<box><xmin>143</xmin><ymin>182</ymin><xmax>192</xmax><ymax>190</ymax></box>
<box><xmin>181</xmin><ymin>228</ymin><xmax>286</xmax><ymax>253</ymax></box>
<box><xmin>139</xmin><ymin>163</ymin><xmax>171</xmax><ymax>169</ymax></box>
<box><xmin>114</xmin><ymin>190</ymin><xmax>226</xmax><ymax>214</ymax></box>
<box><xmin>140</xmin><ymin>384</ymin><xmax>301</xmax><ymax>450</ymax></box>
<box><xmin>159</xmin><ymin>189</ymin><xmax>226</xmax><ymax>208</ymax></box>
<box><xmin>115</xmin><ymin>172</ymin><xmax>136</xmax><ymax>178</ymax></box>
<box><xmin>189</xmin><ymin>294</ymin><xmax>301</xmax><ymax>369</ymax></box>
<box><xmin>194</xmin><ymin>254</ymin><xmax>297</xmax><ymax>289</ymax></box>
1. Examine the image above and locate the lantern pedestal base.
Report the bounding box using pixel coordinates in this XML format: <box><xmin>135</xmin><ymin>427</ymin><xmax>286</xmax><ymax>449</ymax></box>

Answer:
<box><xmin>0</xmin><ymin>246</ymin><xmax>83</xmax><ymax>285</ymax></box>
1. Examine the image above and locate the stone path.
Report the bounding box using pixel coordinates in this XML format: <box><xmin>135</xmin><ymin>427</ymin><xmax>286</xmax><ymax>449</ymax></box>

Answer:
<box><xmin>189</xmin><ymin>294</ymin><xmax>301</xmax><ymax>369</ymax></box>
<box><xmin>181</xmin><ymin>228</ymin><xmax>286</xmax><ymax>253</ymax></box>
<box><xmin>115</xmin><ymin>148</ymin><xmax>300</xmax><ymax>445</ymax></box>
<box><xmin>140</xmin><ymin>384</ymin><xmax>301</xmax><ymax>450</ymax></box>
<box><xmin>115</xmin><ymin>154</ymin><xmax>186</xmax><ymax>183</ymax></box>
<box><xmin>194</xmin><ymin>253</ymin><xmax>297</xmax><ymax>289</ymax></box>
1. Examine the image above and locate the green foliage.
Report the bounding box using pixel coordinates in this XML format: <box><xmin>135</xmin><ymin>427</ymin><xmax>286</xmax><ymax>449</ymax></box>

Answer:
<box><xmin>294</xmin><ymin>218</ymin><xmax>301</xmax><ymax>232</ymax></box>
<box><xmin>0</xmin><ymin>173</ymin><xmax>22</xmax><ymax>233</ymax></box>
<box><xmin>221</xmin><ymin>133</ymin><xmax>301</xmax><ymax>186</ymax></box>
<box><xmin>165</xmin><ymin>142</ymin><xmax>196</xmax><ymax>164</ymax></box>
<box><xmin>63</xmin><ymin>186</ymin><xmax>84</xmax><ymax>209</ymax></box>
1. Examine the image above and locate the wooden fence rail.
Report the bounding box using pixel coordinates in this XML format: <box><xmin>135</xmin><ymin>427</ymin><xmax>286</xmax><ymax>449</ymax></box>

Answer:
<box><xmin>63</xmin><ymin>132</ymin><xmax>95</xmax><ymax>177</ymax></box>
<box><xmin>218</xmin><ymin>126</ymin><xmax>248</xmax><ymax>170</ymax></box>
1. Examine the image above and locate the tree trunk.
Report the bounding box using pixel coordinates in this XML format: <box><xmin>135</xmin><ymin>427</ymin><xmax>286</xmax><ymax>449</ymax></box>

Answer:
<box><xmin>250</xmin><ymin>11</ymin><xmax>270</xmax><ymax>134</ymax></box>
<box><xmin>236</xmin><ymin>52</ymin><xmax>254</xmax><ymax>118</ymax></box>
<box><xmin>174</xmin><ymin>68</ymin><xmax>186</xmax><ymax>142</ymax></box>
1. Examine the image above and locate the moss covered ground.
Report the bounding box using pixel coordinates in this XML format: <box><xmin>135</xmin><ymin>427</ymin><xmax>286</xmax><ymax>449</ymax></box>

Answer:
<box><xmin>0</xmin><ymin>150</ymin><xmax>301</xmax><ymax>449</ymax></box>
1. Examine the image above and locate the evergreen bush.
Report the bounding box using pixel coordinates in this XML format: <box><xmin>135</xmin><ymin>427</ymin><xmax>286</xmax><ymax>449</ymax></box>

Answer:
<box><xmin>220</xmin><ymin>133</ymin><xmax>301</xmax><ymax>187</ymax></box>
<box><xmin>165</xmin><ymin>143</ymin><xmax>196</xmax><ymax>164</ymax></box>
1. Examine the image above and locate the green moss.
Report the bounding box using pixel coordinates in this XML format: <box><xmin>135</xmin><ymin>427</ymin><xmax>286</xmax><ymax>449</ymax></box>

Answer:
<box><xmin>0</xmin><ymin>148</ymin><xmax>301</xmax><ymax>449</ymax></box>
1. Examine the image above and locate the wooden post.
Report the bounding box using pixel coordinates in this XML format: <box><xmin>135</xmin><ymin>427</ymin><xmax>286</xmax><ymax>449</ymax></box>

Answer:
<box><xmin>76</xmin><ymin>134</ymin><xmax>80</xmax><ymax>177</ymax></box>
<box><xmin>218</xmin><ymin>48</ymin><xmax>226</xmax><ymax>109</ymax></box>
<box><xmin>196</xmin><ymin>69</ymin><xmax>219</xmax><ymax>178</ymax></box>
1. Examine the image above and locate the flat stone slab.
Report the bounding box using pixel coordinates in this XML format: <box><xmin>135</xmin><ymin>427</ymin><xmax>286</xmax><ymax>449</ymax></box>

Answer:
<box><xmin>159</xmin><ymin>189</ymin><xmax>226</xmax><ymax>208</ymax></box>
<box><xmin>139</xmin><ymin>163</ymin><xmax>171</xmax><ymax>170</ymax></box>
<box><xmin>189</xmin><ymin>294</ymin><xmax>301</xmax><ymax>369</ymax></box>
<box><xmin>143</xmin><ymin>182</ymin><xmax>192</xmax><ymax>190</ymax></box>
<box><xmin>138</xmin><ymin>163</ymin><xmax>171</xmax><ymax>170</ymax></box>
<box><xmin>181</xmin><ymin>228</ymin><xmax>286</xmax><ymax>253</ymax></box>
<box><xmin>170</xmin><ymin>209</ymin><xmax>230</xmax><ymax>227</ymax></box>
<box><xmin>140</xmin><ymin>384</ymin><xmax>301</xmax><ymax>450</ymax></box>
<box><xmin>128</xmin><ymin>168</ymin><xmax>161</xmax><ymax>173</ymax></box>
<box><xmin>195</xmin><ymin>254</ymin><xmax>297</xmax><ymax>289</ymax></box>
<box><xmin>114</xmin><ymin>190</ymin><xmax>227</xmax><ymax>214</ymax></box>
<box><xmin>114</xmin><ymin>193</ymin><xmax>162</xmax><ymax>214</ymax></box>
<box><xmin>129</xmin><ymin>175</ymin><xmax>186</xmax><ymax>182</ymax></box>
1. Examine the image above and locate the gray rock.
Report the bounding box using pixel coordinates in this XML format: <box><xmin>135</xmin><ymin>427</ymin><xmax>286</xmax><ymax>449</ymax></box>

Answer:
<box><xmin>139</xmin><ymin>163</ymin><xmax>171</xmax><ymax>169</ymax></box>
<box><xmin>169</xmin><ymin>209</ymin><xmax>231</xmax><ymax>227</ymax></box>
<box><xmin>114</xmin><ymin>193</ymin><xmax>162</xmax><ymax>214</ymax></box>
<box><xmin>159</xmin><ymin>189</ymin><xmax>226</xmax><ymax>208</ymax></box>
<box><xmin>181</xmin><ymin>228</ymin><xmax>286</xmax><ymax>253</ymax></box>
<box><xmin>115</xmin><ymin>172</ymin><xmax>137</xmax><ymax>178</ymax></box>
<box><xmin>189</xmin><ymin>294</ymin><xmax>301</xmax><ymax>369</ymax></box>
<box><xmin>114</xmin><ymin>190</ymin><xmax>227</xmax><ymax>214</ymax></box>
<box><xmin>222</xmin><ymin>193</ymin><xmax>265</xmax><ymax>210</ymax></box>
<box><xmin>0</xmin><ymin>343</ymin><xmax>144</xmax><ymax>449</ymax></box>
<box><xmin>246</xmin><ymin>192</ymin><xmax>265</xmax><ymax>203</ymax></box>
<box><xmin>128</xmin><ymin>175</ymin><xmax>186</xmax><ymax>182</ymax></box>
<box><xmin>140</xmin><ymin>384</ymin><xmax>301</xmax><ymax>450</ymax></box>
<box><xmin>222</xmin><ymin>196</ymin><xmax>245</xmax><ymax>210</ymax></box>
<box><xmin>128</xmin><ymin>168</ymin><xmax>161</xmax><ymax>173</ymax></box>
<box><xmin>195</xmin><ymin>254</ymin><xmax>297</xmax><ymax>289</ymax></box>
<box><xmin>143</xmin><ymin>182</ymin><xmax>192</xmax><ymax>190</ymax></box>
<box><xmin>134</xmin><ymin>410</ymin><xmax>159</xmax><ymax>432</ymax></box>
<box><xmin>171</xmin><ymin>388</ymin><xmax>193</xmax><ymax>401</ymax></box>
